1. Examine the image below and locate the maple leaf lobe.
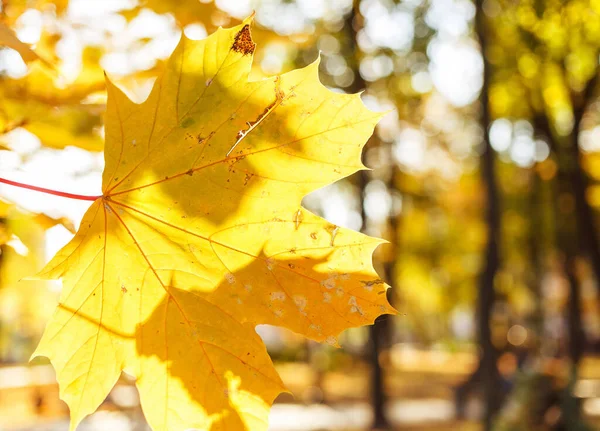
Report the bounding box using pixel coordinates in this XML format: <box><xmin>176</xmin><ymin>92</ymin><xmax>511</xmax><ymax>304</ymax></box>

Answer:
<box><xmin>232</xmin><ymin>24</ymin><xmax>255</xmax><ymax>55</ymax></box>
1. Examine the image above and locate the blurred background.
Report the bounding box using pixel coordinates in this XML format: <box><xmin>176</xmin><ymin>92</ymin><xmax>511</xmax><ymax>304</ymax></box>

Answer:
<box><xmin>0</xmin><ymin>0</ymin><xmax>599</xmax><ymax>430</ymax></box>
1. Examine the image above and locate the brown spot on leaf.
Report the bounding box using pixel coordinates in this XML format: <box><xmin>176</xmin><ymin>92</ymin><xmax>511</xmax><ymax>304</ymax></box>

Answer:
<box><xmin>325</xmin><ymin>225</ymin><xmax>339</xmax><ymax>246</ymax></box>
<box><xmin>197</xmin><ymin>131</ymin><xmax>214</xmax><ymax>146</ymax></box>
<box><xmin>361</xmin><ymin>279</ymin><xmax>385</xmax><ymax>287</ymax></box>
<box><xmin>228</xmin><ymin>79</ymin><xmax>284</xmax><ymax>156</ymax></box>
<box><xmin>232</xmin><ymin>25</ymin><xmax>255</xmax><ymax>55</ymax></box>
<box><xmin>293</xmin><ymin>209</ymin><xmax>303</xmax><ymax>230</ymax></box>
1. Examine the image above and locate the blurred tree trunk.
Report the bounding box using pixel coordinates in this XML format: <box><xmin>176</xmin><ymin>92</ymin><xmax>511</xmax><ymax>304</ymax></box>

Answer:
<box><xmin>475</xmin><ymin>3</ymin><xmax>503</xmax><ymax>430</ymax></box>
<box><xmin>569</xmin><ymin>76</ymin><xmax>600</xmax><ymax>298</ymax></box>
<box><xmin>531</xmin><ymin>72</ymin><xmax>597</xmax><ymax>424</ymax></box>
<box><xmin>556</xmin><ymin>74</ymin><xmax>598</xmax><ymax>422</ymax></box>
<box><xmin>528</xmin><ymin>172</ymin><xmax>544</xmax><ymax>351</ymax></box>
<box><xmin>535</xmin><ymin>72</ymin><xmax>597</xmax><ymax>366</ymax></box>
<box><xmin>553</xmin><ymin>75</ymin><xmax>597</xmax><ymax>366</ymax></box>
<box><xmin>563</xmin><ymin>75</ymin><xmax>598</xmax><ymax>367</ymax></box>
<box><xmin>344</xmin><ymin>3</ymin><xmax>394</xmax><ymax>429</ymax></box>
<box><xmin>550</xmin><ymin>135</ymin><xmax>585</xmax><ymax>423</ymax></box>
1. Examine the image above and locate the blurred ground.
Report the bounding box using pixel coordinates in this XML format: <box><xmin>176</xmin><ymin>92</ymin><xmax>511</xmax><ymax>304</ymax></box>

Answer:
<box><xmin>2</xmin><ymin>348</ymin><xmax>600</xmax><ymax>430</ymax></box>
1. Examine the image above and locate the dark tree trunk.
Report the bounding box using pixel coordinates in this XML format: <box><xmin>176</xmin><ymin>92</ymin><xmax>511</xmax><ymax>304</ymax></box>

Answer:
<box><xmin>344</xmin><ymin>3</ymin><xmax>392</xmax><ymax>428</ymax></box>
<box><xmin>566</xmin><ymin>264</ymin><xmax>585</xmax><ymax>365</ymax></box>
<box><xmin>528</xmin><ymin>172</ymin><xmax>544</xmax><ymax>351</ymax></box>
<box><xmin>535</xmin><ymin>73</ymin><xmax>597</xmax><ymax>366</ymax></box>
<box><xmin>475</xmin><ymin>3</ymin><xmax>503</xmax><ymax>429</ymax></box>
<box><xmin>551</xmin><ymin>141</ymin><xmax>585</xmax><ymax>422</ymax></box>
<box><xmin>569</xmin><ymin>76</ymin><xmax>600</xmax><ymax>298</ymax></box>
<box><xmin>535</xmin><ymin>72</ymin><xmax>597</xmax><ymax>423</ymax></box>
<box><xmin>563</xmin><ymin>76</ymin><xmax>598</xmax><ymax>366</ymax></box>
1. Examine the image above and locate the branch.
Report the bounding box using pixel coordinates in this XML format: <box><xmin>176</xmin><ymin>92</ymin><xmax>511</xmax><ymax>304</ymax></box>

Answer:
<box><xmin>573</xmin><ymin>74</ymin><xmax>598</xmax><ymax>126</ymax></box>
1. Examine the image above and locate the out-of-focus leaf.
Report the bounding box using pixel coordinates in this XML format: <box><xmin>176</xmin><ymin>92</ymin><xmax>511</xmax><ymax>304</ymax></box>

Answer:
<box><xmin>0</xmin><ymin>21</ymin><xmax>51</xmax><ymax>66</ymax></box>
<box><xmin>32</xmin><ymin>213</ymin><xmax>76</xmax><ymax>234</ymax></box>
<box><xmin>0</xmin><ymin>46</ymin><xmax>106</xmax><ymax>151</ymax></box>
<box><xmin>1</xmin><ymin>0</ymin><xmax>68</xmax><ymax>24</ymax></box>
<box><xmin>0</xmin><ymin>209</ymin><xmax>58</xmax><ymax>363</ymax></box>
<box><xmin>123</xmin><ymin>0</ymin><xmax>233</xmax><ymax>30</ymax></box>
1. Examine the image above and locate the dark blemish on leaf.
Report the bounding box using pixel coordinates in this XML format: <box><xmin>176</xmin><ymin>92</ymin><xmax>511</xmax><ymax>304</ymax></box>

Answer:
<box><xmin>232</xmin><ymin>24</ymin><xmax>255</xmax><ymax>55</ymax></box>
<box><xmin>288</xmin><ymin>263</ymin><xmax>295</xmax><ymax>269</ymax></box>
<box><xmin>361</xmin><ymin>279</ymin><xmax>385</xmax><ymax>287</ymax></box>
<box><xmin>197</xmin><ymin>131</ymin><xmax>214</xmax><ymax>145</ymax></box>
<box><xmin>326</xmin><ymin>225</ymin><xmax>339</xmax><ymax>246</ymax></box>
<box><xmin>227</xmin><ymin>78</ymin><xmax>283</xmax><ymax>156</ymax></box>
<box><xmin>244</xmin><ymin>173</ymin><xmax>253</xmax><ymax>185</ymax></box>
<box><xmin>377</xmin><ymin>290</ymin><xmax>386</xmax><ymax>295</ymax></box>
<box><xmin>289</xmin><ymin>247</ymin><xmax>297</xmax><ymax>254</ymax></box>
<box><xmin>310</xmin><ymin>232</ymin><xmax>317</xmax><ymax>240</ymax></box>
<box><xmin>186</xmin><ymin>169</ymin><xmax>194</xmax><ymax>176</ymax></box>
<box><xmin>121</xmin><ymin>285</ymin><xmax>127</xmax><ymax>293</ymax></box>
<box><xmin>180</xmin><ymin>117</ymin><xmax>195</xmax><ymax>128</ymax></box>
<box><xmin>293</xmin><ymin>209</ymin><xmax>303</xmax><ymax>230</ymax></box>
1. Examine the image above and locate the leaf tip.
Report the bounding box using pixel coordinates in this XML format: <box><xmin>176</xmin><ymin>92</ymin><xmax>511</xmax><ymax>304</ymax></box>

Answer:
<box><xmin>29</xmin><ymin>349</ymin><xmax>42</xmax><ymax>363</ymax></box>
<box><xmin>103</xmin><ymin>70</ymin><xmax>114</xmax><ymax>90</ymax></box>
<box><xmin>359</xmin><ymin>162</ymin><xmax>373</xmax><ymax>172</ymax></box>
<box><xmin>243</xmin><ymin>11</ymin><xmax>256</xmax><ymax>25</ymax></box>
<box><xmin>386</xmin><ymin>304</ymin><xmax>400</xmax><ymax>316</ymax></box>
<box><xmin>313</xmin><ymin>51</ymin><xmax>322</xmax><ymax>66</ymax></box>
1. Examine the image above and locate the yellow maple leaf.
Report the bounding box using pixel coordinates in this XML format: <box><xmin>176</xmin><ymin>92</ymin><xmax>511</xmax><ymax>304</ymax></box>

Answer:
<box><xmin>32</xmin><ymin>17</ymin><xmax>395</xmax><ymax>431</ymax></box>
